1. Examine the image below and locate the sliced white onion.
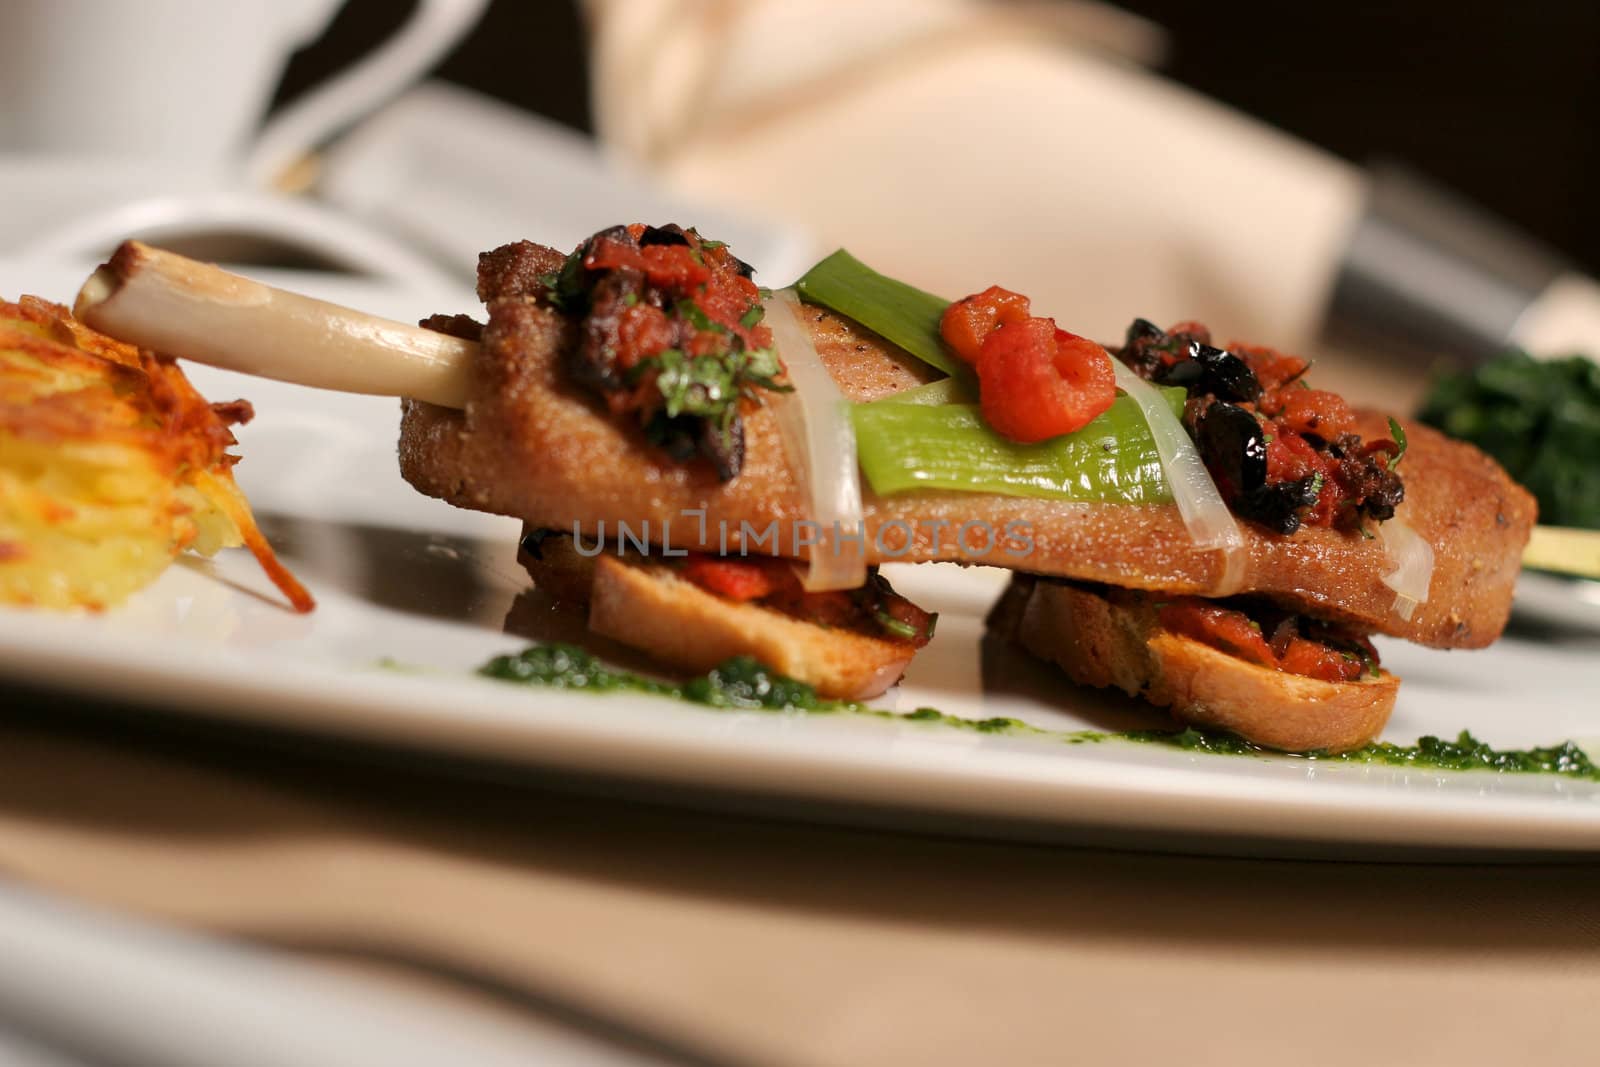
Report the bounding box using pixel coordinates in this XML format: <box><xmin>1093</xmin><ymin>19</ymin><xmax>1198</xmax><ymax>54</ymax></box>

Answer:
<box><xmin>767</xmin><ymin>288</ymin><xmax>868</xmax><ymax>591</ymax></box>
<box><xmin>1378</xmin><ymin>515</ymin><xmax>1434</xmax><ymax>622</ymax></box>
<box><xmin>1110</xmin><ymin>359</ymin><xmax>1247</xmax><ymax>594</ymax></box>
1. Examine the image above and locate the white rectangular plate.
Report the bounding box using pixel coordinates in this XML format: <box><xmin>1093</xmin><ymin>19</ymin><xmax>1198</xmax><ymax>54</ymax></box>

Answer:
<box><xmin>4</xmin><ymin>262</ymin><xmax>1598</xmax><ymax>856</ymax></box>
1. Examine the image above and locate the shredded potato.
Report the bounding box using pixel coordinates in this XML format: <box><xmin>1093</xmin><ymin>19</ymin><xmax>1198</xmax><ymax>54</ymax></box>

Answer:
<box><xmin>0</xmin><ymin>295</ymin><xmax>312</xmax><ymax>612</ymax></box>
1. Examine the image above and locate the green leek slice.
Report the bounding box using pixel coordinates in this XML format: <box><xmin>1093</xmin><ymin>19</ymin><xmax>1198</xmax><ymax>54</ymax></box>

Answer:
<box><xmin>796</xmin><ymin>249</ymin><xmax>967</xmax><ymax>379</ymax></box>
<box><xmin>801</xmin><ymin>247</ymin><xmax>1183</xmax><ymax>504</ymax></box>
<box><xmin>851</xmin><ymin>389</ymin><xmax>1184</xmax><ymax>503</ymax></box>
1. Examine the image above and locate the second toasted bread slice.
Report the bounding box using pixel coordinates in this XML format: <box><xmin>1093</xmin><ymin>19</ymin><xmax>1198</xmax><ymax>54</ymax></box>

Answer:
<box><xmin>990</xmin><ymin>577</ymin><xmax>1399</xmax><ymax>753</ymax></box>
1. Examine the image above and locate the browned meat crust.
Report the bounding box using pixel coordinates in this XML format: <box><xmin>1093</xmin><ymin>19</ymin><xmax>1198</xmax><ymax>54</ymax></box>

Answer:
<box><xmin>399</xmin><ymin>293</ymin><xmax>1534</xmax><ymax>649</ymax></box>
<box><xmin>418</xmin><ymin>313</ymin><xmax>484</xmax><ymax>342</ymax></box>
<box><xmin>476</xmin><ymin>241</ymin><xmax>567</xmax><ymax>303</ymax></box>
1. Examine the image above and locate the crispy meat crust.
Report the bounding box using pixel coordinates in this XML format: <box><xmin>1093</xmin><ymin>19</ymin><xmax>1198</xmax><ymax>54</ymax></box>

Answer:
<box><xmin>989</xmin><ymin>577</ymin><xmax>1398</xmax><ymax>753</ymax></box>
<box><xmin>399</xmin><ymin>287</ymin><xmax>1535</xmax><ymax>648</ymax></box>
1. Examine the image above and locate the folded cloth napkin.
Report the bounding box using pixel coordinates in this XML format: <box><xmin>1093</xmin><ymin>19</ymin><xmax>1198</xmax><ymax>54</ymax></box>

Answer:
<box><xmin>582</xmin><ymin>0</ymin><xmax>1364</xmax><ymax>378</ymax></box>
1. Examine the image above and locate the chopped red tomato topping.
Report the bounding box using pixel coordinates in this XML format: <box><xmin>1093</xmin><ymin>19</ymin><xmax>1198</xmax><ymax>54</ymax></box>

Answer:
<box><xmin>1164</xmin><ymin>320</ymin><xmax>1212</xmax><ymax>344</ymax></box>
<box><xmin>1158</xmin><ymin>600</ymin><xmax>1276</xmax><ymax>669</ymax></box>
<box><xmin>615</xmin><ymin>305</ymin><xmax>675</xmax><ymax>370</ymax></box>
<box><xmin>696</xmin><ymin>272</ymin><xmax>764</xmax><ymax>333</ymax></box>
<box><xmin>1264</xmin><ymin>426</ymin><xmax>1323</xmax><ymax>482</ymax></box>
<box><xmin>1265</xmin><ymin>429</ymin><xmax>1341</xmax><ymax>525</ymax></box>
<box><xmin>940</xmin><ymin>286</ymin><xmax>1117</xmax><ymax>444</ymax></box>
<box><xmin>584</xmin><ymin>237</ymin><xmax>712</xmax><ymax>289</ymax></box>
<box><xmin>678</xmin><ymin>555</ymin><xmax>935</xmax><ymax>647</ymax></box>
<box><xmin>1158</xmin><ymin>597</ymin><xmax>1376</xmax><ymax>683</ymax></box>
<box><xmin>1277</xmin><ymin>636</ymin><xmax>1364</xmax><ymax>681</ymax></box>
<box><xmin>976</xmin><ymin>321</ymin><xmax>1117</xmax><ymax>443</ymax></box>
<box><xmin>939</xmin><ymin>285</ymin><xmax>1032</xmax><ymax>365</ymax></box>
<box><xmin>1271</xmin><ymin>387</ymin><xmax>1356</xmax><ymax>438</ymax></box>
<box><xmin>680</xmin><ymin>556</ymin><xmax>783</xmax><ymax>602</ymax></box>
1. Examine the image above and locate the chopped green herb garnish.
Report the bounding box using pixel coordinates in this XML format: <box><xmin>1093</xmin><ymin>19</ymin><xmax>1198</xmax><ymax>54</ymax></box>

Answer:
<box><xmin>1386</xmin><ymin>416</ymin><xmax>1408</xmax><ymax>470</ymax></box>
<box><xmin>676</xmin><ymin>299</ymin><xmax>724</xmax><ymax>334</ymax></box>
<box><xmin>635</xmin><ymin>344</ymin><xmax>789</xmax><ymax>425</ymax></box>
<box><xmin>540</xmin><ymin>246</ymin><xmax>590</xmax><ymax>311</ymax></box>
<box><xmin>873</xmin><ymin>610</ymin><xmax>921</xmax><ymax>641</ymax></box>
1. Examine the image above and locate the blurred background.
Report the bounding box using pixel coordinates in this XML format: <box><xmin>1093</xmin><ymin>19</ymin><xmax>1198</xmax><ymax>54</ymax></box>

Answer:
<box><xmin>3</xmin><ymin>0</ymin><xmax>1596</xmax><ymax>405</ymax></box>
<box><xmin>2</xmin><ymin>6</ymin><xmax>1597</xmax><ymax>1062</ymax></box>
<box><xmin>279</xmin><ymin>0</ymin><xmax>1599</xmax><ymax>274</ymax></box>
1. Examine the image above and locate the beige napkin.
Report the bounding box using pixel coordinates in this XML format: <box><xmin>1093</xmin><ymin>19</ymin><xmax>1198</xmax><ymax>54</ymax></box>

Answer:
<box><xmin>582</xmin><ymin>0</ymin><xmax>1438</xmax><ymax>409</ymax></box>
<box><xmin>2</xmin><ymin>713</ymin><xmax>1598</xmax><ymax>1066</ymax></box>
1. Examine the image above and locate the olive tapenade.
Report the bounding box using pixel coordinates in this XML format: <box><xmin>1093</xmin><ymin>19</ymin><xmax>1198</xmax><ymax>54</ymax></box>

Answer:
<box><xmin>537</xmin><ymin>224</ymin><xmax>789</xmax><ymax>481</ymax></box>
<box><xmin>677</xmin><ymin>554</ymin><xmax>937</xmax><ymax>647</ymax></box>
<box><xmin>1119</xmin><ymin>319</ymin><xmax>1404</xmax><ymax>535</ymax></box>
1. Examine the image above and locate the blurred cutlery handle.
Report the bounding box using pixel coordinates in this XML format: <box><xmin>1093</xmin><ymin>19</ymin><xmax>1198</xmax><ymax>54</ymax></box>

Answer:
<box><xmin>0</xmin><ymin>881</ymin><xmax>563</xmax><ymax>1067</ymax></box>
<box><xmin>1324</xmin><ymin>165</ymin><xmax>1596</xmax><ymax>365</ymax></box>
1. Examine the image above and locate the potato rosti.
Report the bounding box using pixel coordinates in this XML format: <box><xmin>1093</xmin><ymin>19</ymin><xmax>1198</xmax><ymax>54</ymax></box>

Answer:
<box><xmin>0</xmin><ymin>295</ymin><xmax>310</xmax><ymax>612</ymax></box>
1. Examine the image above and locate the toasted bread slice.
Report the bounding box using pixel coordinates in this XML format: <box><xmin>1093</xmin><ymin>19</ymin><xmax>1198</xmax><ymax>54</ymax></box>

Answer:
<box><xmin>989</xmin><ymin>576</ymin><xmax>1398</xmax><ymax>753</ymax></box>
<box><xmin>519</xmin><ymin>534</ymin><xmax>916</xmax><ymax>700</ymax></box>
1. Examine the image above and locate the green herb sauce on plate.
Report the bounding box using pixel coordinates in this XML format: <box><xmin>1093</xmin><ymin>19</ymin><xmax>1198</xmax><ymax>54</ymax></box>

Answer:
<box><xmin>479</xmin><ymin>644</ymin><xmax>1600</xmax><ymax>782</ymax></box>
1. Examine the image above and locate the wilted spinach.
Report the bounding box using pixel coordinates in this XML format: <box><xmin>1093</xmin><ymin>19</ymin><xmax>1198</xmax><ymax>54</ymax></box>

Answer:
<box><xmin>1418</xmin><ymin>352</ymin><xmax>1600</xmax><ymax>528</ymax></box>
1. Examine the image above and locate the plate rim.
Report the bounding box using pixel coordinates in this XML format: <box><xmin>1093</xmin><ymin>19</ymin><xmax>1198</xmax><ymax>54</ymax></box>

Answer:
<box><xmin>2</xmin><ymin>610</ymin><xmax>1596</xmax><ymax>855</ymax></box>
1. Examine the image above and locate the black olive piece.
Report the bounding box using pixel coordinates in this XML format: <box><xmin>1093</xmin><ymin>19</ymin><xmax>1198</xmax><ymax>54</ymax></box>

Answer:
<box><xmin>1154</xmin><ymin>358</ymin><xmax>1204</xmax><ymax>389</ymax></box>
<box><xmin>1194</xmin><ymin>401</ymin><xmax>1267</xmax><ymax>499</ymax></box>
<box><xmin>699</xmin><ymin>415</ymin><xmax>746</xmax><ymax>482</ymax></box>
<box><xmin>589</xmin><ymin>223</ymin><xmax>634</xmax><ymax>246</ymax></box>
<box><xmin>545</xmin><ymin>246</ymin><xmax>593</xmax><ymax>313</ymax></box>
<box><xmin>1237</xmin><ymin>477</ymin><xmax>1321</xmax><ymax>535</ymax></box>
<box><xmin>570</xmin><ymin>269</ymin><xmax>647</xmax><ymax>394</ymax></box>
<box><xmin>644</xmin><ymin>412</ymin><xmax>701</xmax><ymax>462</ymax></box>
<box><xmin>548</xmin><ymin>224</ymin><xmax>637</xmax><ymax>314</ymax></box>
<box><xmin>518</xmin><ymin>528</ymin><xmax>562</xmax><ymax>560</ymax></box>
<box><xmin>1193</xmin><ymin>344</ymin><xmax>1261</xmax><ymax>403</ymax></box>
<box><xmin>1119</xmin><ymin>318</ymin><xmax>1171</xmax><ymax>380</ymax></box>
<box><xmin>1325</xmin><ymin>433</ymin><xmax>1360</xmax><ymax>460</ymax></box>
<box><xmin>1359</xmin><ymin>465</ymin><xmax>1405</xmax><ymax>523</ymax></box>
<box><xmin>727</xmin><ymin>253</ymin><xmax>755</xmax><ymax>279</ymax></box>
<box><xmin>1125</xmin><ymin>318</ymin><xmax>1166</xmax><ymax>348</ymax></box>
<box><xmin>639</xmin><ymin>224</ymin><xmax>691</xmax><ymax>247</ymax></box>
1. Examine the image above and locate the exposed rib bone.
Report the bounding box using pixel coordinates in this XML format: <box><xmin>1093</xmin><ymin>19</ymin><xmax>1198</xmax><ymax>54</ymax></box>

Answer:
<box><xmin>75</xmin><ymin>241</ymin><xmax>474</xmax><ymax>408</ymax></box>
